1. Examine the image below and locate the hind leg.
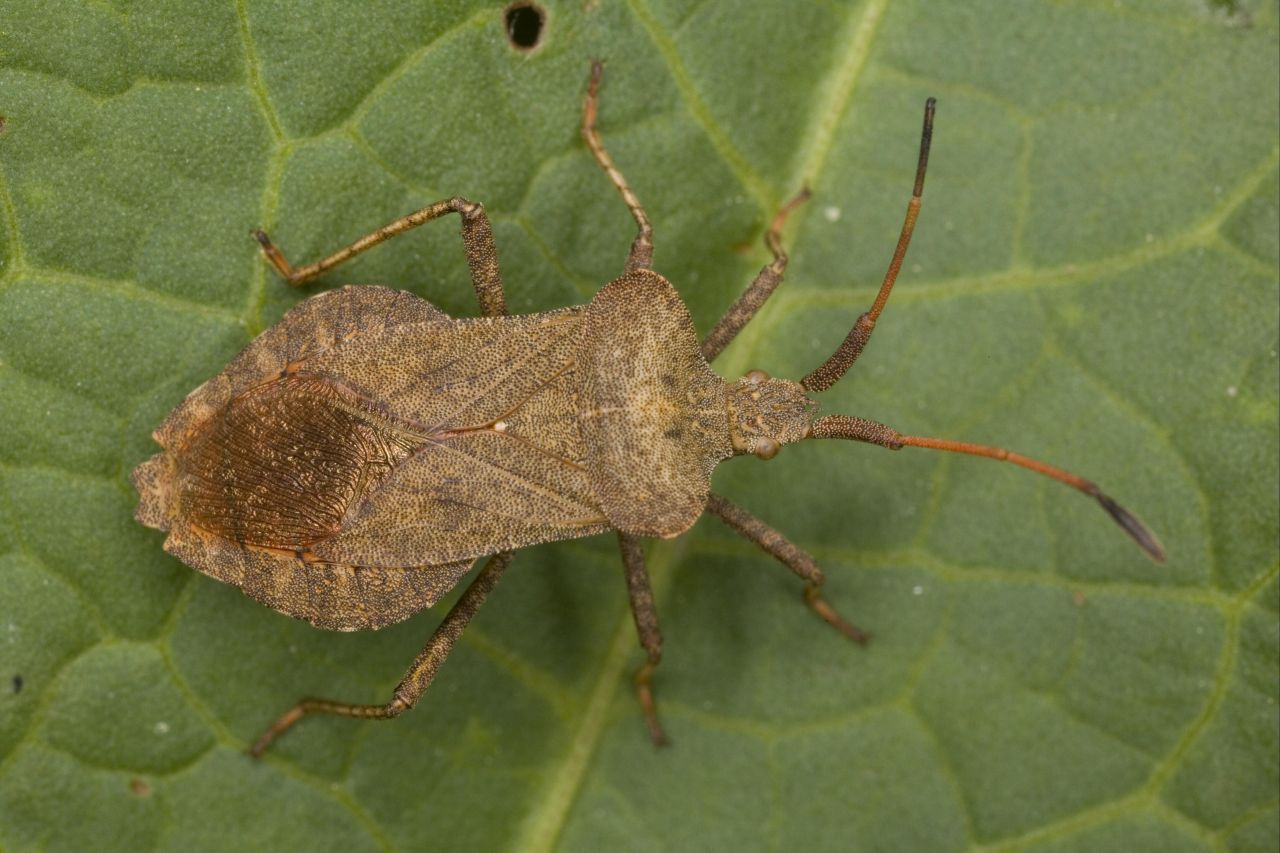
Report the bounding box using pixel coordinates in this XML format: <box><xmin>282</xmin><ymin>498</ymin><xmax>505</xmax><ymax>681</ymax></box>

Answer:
<box><xmin>249</xmin><ymin>552</ymin><xmax>514</xmax><ymax>757</ymax></box>
<box><xmin>254</xmin><ymin>196</ymin><xmax>508</xmax><ymax>317</ymax></box>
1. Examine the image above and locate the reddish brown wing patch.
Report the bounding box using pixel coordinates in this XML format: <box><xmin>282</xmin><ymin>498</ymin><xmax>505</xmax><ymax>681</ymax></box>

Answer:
<box><xmin>178</xmin><ymin>375</ymin><xmax>422</xmax><ymax>549</ymax></box>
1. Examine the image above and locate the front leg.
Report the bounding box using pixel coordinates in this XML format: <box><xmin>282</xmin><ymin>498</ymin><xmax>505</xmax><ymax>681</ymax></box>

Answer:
<box><xmin>701</xmin><ymin>188</ymin><xmax>810</xmax><ymax>362</ymax></box>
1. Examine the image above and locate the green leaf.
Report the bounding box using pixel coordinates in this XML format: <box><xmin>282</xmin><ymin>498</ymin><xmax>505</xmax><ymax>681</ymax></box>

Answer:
<box><xmin>1</xmin><ymin>1</ymin><xmax>1276</xmax><ymax>850</ymax></box>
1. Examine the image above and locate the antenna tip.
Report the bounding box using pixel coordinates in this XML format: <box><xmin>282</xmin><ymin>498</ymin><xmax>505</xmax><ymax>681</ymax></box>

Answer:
<box><xmin>1094</xmin><ymin>492</ymin><xmax>1166</xmax><ymax>563</ymax></box>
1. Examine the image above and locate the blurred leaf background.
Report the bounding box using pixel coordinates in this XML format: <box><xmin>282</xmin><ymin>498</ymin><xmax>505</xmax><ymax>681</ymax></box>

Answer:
<box><xmin>0</xmin><ymin>1</ymin><xmax>1276</xmax><ymax>850</ymax></box>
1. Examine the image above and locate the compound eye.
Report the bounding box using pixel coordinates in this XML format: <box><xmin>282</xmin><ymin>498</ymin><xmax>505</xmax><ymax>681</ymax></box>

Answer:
<box><xmin>744</xmin><ymin>369</ymin><xmax>770</xmax><ymax>385</ymax></box>
<box><xmin>753</xmin><ymin>437</ymin><xmax>781</xmax><ymax>460</ymax></box>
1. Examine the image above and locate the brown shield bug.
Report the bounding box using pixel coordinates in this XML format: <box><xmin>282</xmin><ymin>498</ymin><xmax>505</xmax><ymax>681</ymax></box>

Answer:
<box><xmin>131</xmin><ymin>62</ymin><xmax>1164</xmax><ymax>755</ymax></box>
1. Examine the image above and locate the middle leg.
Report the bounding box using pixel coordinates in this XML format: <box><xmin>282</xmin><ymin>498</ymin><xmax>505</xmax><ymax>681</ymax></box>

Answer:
<box><xmin>617</xmin><ymin>532</ymin><xmax>669</xmax><ymax>746</ymax></box>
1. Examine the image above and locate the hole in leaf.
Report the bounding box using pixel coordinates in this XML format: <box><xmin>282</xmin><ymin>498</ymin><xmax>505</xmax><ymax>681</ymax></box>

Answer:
<box><xmin>11</xmin><ymin>674</ymin><xmax>21</xmax><ymax>694</ymax></box>
<box><xmin>504</xmin><ymin>2</ymin><xmax>545</xmax><ymax>52</ymax></box>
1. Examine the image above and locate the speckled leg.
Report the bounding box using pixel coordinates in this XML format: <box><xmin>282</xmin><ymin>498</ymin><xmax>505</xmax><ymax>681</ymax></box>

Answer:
<box><xmin>582</xmin><ymin>60</ymin><xmax>653</xmax><ymax>274</ymax></box>
<box><xmin>253</xmin><ymin>196</ymin><xmax>508</xmax><ymax>317</ymax></box>
<box><xmin>617</xmin><ymin>532</ymin><xmax>669</xmax><ymax>746</ymax></box>
<box><xmin>701</xmin><ymin>188</ymin><xmax>810</xmax><ymax>362</ymax></box>
<box><xmin>248</xmin><ymin>552</ymin><xmax>513</xmax><ymax>758</ymax></box>
<box><xmin>705</xmin><ymin>493</ymin><xmax>868</xmax><ymax>644</ymax></box>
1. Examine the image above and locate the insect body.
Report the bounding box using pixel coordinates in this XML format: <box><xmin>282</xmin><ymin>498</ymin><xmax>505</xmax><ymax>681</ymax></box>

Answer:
<box><xmin>131</xmin><ymin>63</ymin><xmax>1162</xmax><ymax>755</ymax></box>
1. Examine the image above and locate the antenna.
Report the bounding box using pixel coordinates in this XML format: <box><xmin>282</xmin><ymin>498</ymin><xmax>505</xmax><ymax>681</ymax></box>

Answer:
<box><xmin>802</xmin><ymin>98</ymin><xmax>936</xmax><ymax>393</ymax></box>
<box><xmin>808</xmin><ymin>415</ymin><xmax>1166</xmax><ymax>562</ymax></box>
